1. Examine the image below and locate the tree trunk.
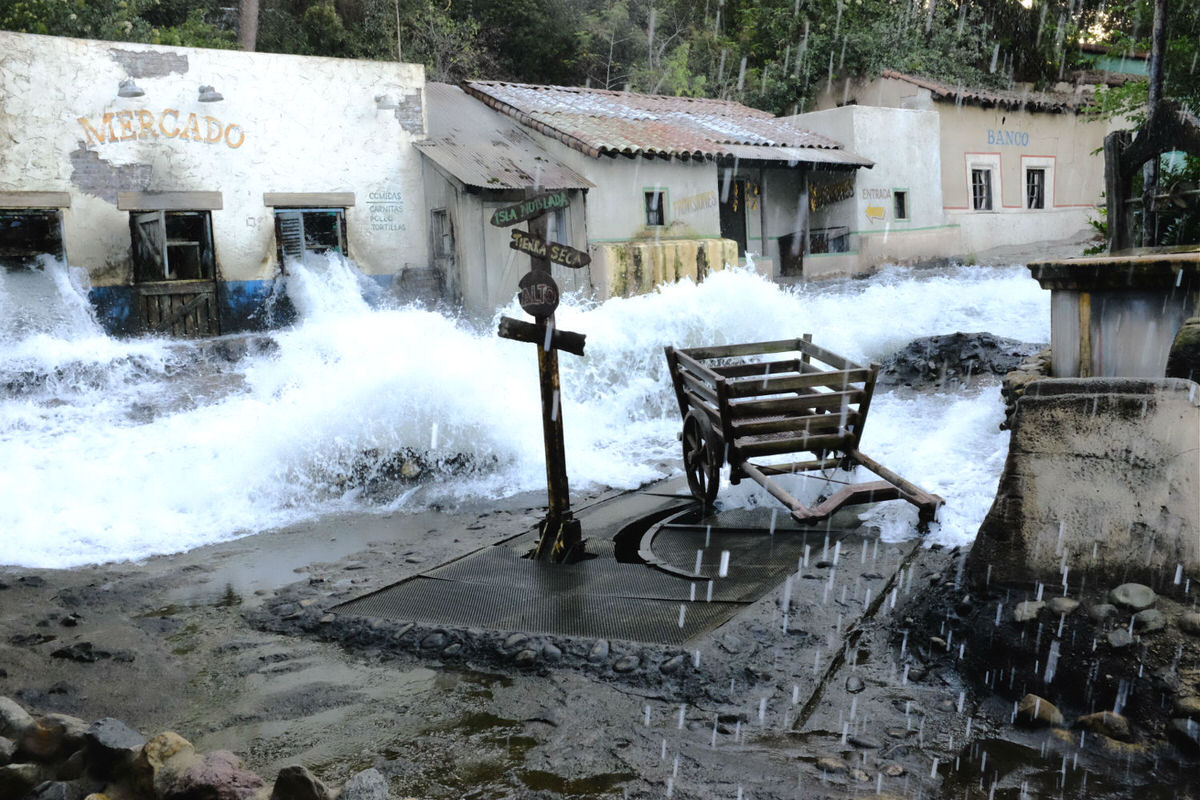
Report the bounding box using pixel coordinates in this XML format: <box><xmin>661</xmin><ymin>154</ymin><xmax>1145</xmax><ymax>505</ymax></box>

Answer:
<box><xmin>239</xmin><ymin>0</ymin><xmax>260</xmax><ymax>52</ymax></box>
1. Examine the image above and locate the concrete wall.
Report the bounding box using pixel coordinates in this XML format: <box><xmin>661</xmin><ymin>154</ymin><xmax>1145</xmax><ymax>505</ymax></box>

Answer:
<box><xmin>968</xmin><ymin>378</ymin><xmax>1200</xmax><ymax>588</ymax></box>
<box><xmin>0</xmin><ymin>31</ymin><xmax>426</xmax><ymax>332</ymax></box>
<box><xmin>814</xmin><ymin>75</ymin><xmax>1123</xmax><ymax>258</ymax></box>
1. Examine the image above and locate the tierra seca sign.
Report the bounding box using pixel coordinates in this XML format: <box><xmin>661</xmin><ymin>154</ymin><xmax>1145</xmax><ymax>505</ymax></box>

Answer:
<box><xmin>77</xmin><ymin>109</ymin><xmax>246</xmax><ymax>149</ymax></box>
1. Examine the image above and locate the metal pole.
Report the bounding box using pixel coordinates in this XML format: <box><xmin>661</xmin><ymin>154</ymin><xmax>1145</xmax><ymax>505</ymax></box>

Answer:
<box><xmin>1142</xmin><ymin>0</ymin><xmax>1168</xmax><ymax>246</ymax></box>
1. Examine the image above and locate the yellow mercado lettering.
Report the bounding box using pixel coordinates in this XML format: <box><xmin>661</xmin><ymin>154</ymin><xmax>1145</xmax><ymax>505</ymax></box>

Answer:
<box><xmin>203</xmin><ymin>116</ymin><xmax>223</xmax><ymax>144</ymax></box>
<box><xmin>136</xmin><ymin>110</ymin><xmax>158</xmax><ymax>138</ymax></box>
<box><xmin>160</xmin><ymin>109</ymin><xmax>180</xmax><ymax>138</ymax></box>
<box><xmin>224</xmin><ymin>124</ymin><xmax>245</xmax><ymax>149</ymax></box>
<box><xmin>179</xmin><ymin>113</ymin><xmax>202</xmax><ymax>141</ymax></box>
<box><xmin>77</xmin><ymin>116</ymin><xmax>113</xmax><ymax>145</ymax></box>
<box><xmin>116</xmin><ymin>110</ymin><xmax>136</xmax><ymax>141</ymax></box>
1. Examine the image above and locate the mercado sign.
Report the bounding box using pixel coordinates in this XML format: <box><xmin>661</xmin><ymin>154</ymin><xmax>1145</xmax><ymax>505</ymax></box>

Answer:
<box><xmin>77</xmin><ymin>109</ymin><xmax>246</xmax><ymax>149</ymax></box>
<box><xmin>509</xmin><ymin>229</ymin><xmax>591</xmax><ymax>268</ymax></box>
<box><xmin>490</xmin><ymin>191</ymin><xmax>570</xmax><ymax>227</ymax></box>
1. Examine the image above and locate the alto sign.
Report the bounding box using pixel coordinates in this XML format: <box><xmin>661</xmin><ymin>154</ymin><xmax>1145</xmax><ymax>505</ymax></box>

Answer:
<box><xmin>509</xmin><ymin>229</ymin><xmax>591</xmax><ymax>268</ymax></box>
<box><xmin>490</xmin><ymin>191</ymin><xmax>571</xmax><ymax>227</ymax></box>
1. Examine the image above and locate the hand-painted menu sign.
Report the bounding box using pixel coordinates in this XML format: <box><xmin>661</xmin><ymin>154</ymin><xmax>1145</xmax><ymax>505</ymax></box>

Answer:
<box><xmin>509</xmin><ymin>229</ymin><xmax>591</xmax><ymax>268</ymax></box>
<box><xmin>490</xmin><ymin>191</ymin><xmax>570</xmax><ymax>227</ymax></box>
<box><xmin>77</xmin><ymin>109</ymin><xmax>245</xmax><ymax>149</ymax></box>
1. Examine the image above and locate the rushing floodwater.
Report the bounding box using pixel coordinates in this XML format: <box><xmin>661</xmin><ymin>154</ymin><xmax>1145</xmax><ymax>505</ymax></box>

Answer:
<box><xmin>0</xmin><ymin>257</ymin><xmax>1049</xmax><ymax>568</ymax></box>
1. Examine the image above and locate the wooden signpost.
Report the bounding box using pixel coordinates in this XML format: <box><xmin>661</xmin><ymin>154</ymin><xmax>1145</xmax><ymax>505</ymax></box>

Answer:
<box><xmin>494</xmin><ymin>190</ymin><xmax>589</xmax><ymax>563</ymax></box>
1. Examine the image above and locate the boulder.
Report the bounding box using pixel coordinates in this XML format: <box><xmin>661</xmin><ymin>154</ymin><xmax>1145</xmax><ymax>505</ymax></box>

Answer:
<box><xmin>0</xmin><ymin>736</ymin><xmax>15</xmax><ymax>765</ymax></box>
<box><xmin>1109</xmin><ymin>584</ymin><xmax>1156</xmax><ymax>612</ymax></box>
<box><xmin>1107</xmin><ymin>629</ymin><xmax>1135</xmax><ymax>649</ymax></box>
<box><xmin>164</xmin><ymin>750</ymin><xmax>263</xmax><ymax>800</ymax></box>
<box><xmin>613</xmin><ymin>655</ymin><xmax>640</xmax><ymax>673</ymax></box>
<box><xmin>132</xmin><ymin>731</ymin><xmax>197</xmax><ymax>798</ymax></box>
<box><xmin>1173</xmin><ymin>695</ymin><xmax>1200</xmax><ymax>720</ymax></box>
<box><xmin>21</xmin><ymin>714</ymin><xmax>88</xmax><ymax>762</ymax></box>
<box><xmin>1168</xmin><ymin>718</ymin><xmax>1200</xmax><ymax>754</ymax></box>
<box><xmin>1165</xmin><ymin>317</ymin><xmax>1200</xmax><ymax>381</ymax></box>
<box><xmin>1074</xmin><ymin>711</ymin><xmax>1132</xmax><ymax>741</ymax></box>
<box><xmin>270</xmin><ymin>765</ymin><xmax>330</xmax><ymax>800</ymax></box>
<box><xmin>85</xmin><ymin>718</ymin><xmax>147</xmax><ymax>780</ymax></box>
<box><xmin>1179</xmin><ymin>611</ymin><xmax>1200</xmax><ymax>637</ymax></box>
<box><xmin>1088</xmin><ymin>604</ymin><xmax>1118</xmax><ymax>624</ymax></box>
<box><xmin>1047</xmin><ymin>597</ymin><xmax>1079</xmax><ymax>615</ymax></box>
<box><xmin>1016</xmin><ymin>693</ymin><xmax>1064</xmax><ymax>727</ymax></box>
<box><xmin>587</xmin><ymin>639</ymin><xmax>609</xmax><ymax>663</ymax></box>
<box><xmin>0</xmin><ymin>697</ymin><xmax>34</xmax><ymax>740</ymax></box>
<box><xmin>0</xmin><ymin>762</ymin><xmax>48</xmax><ymax>797</ymax></box>
<box><xmin>341</xmin><ymin>768</ymin><xmax>389</xmax><ymax>800</ymax></box>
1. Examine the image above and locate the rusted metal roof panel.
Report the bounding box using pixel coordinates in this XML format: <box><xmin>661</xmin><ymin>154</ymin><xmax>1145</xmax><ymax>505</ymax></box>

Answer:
<box><xmin>418</xmin><ymin>83</ymin><xmax>593</xmax><ymax>190</ymax></box>
<box><xmin>463</xmin><ymin>81</ymin><xmax>859</xmax><ymax>162</ymax></box>
<box><xmin>881</xmin><ymin>70</ymin><xmax>1096</xmax><ymax>113</ymax></box>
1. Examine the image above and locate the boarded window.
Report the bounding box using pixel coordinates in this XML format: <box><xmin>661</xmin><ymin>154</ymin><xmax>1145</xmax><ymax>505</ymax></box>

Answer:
<box><xmin>893</xmin><ymin>190</ymin><xmax>909</xmax><ymax>220</ymax></box>
<box><xmin>971</xmin><ymin>169</ymin><xmax>993</xmax><ymax>211</ymax></box>
<box><xmin>0</xmin><ymin>210</ymin><xmax>64</xmax><ymax>269</ymax></box>
<box><xmin>275</xmin><ymin>208</ymin><xmax>346</xmax><ymax>266</ymax></box>
<box><xmin>1025</xmin><ymin>168</ymin><xmax>1046</xmax><ymax>209</ymax></box>
<box><xmin>644</xmin><ymin>191</ymin><xmax>666</xmax><ymax>227</ymax></box>
<box><xmin>130</xmin><ymin>210</ymin><xmax>215</xmax><ymax>282</ymax></box>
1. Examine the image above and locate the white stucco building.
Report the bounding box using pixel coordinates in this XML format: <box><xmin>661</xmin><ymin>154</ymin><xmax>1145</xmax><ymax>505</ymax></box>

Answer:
<box><xmin>0</xmin><ymin>31</ymin><xmax>427</xmax><ymax>335</ymax></box>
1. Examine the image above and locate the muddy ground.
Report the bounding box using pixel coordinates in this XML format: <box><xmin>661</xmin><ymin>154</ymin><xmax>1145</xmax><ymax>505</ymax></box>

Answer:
<box><xmin>5</xmin><ymin>475</ymin><xmax>1195</xmax><ymax>800</ymax></box>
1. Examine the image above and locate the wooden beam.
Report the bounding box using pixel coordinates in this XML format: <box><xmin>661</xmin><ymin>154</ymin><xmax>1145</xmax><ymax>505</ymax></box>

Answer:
<box><xmin>118</xmin><ymin>191</ymin><xmax>223</xmax><ymax>211</ymax></box>
<box><xmin>0</xmin><ymin>191</ymin><xmax>71</xmax><ymax>208</ymax></box>
<box><xmin>262</xmin><ymin>192</ymin><xmax>355</xmax><ymax>208</ymax></box>
<box><xmin>496</xmin><ymin>315</ymin><xmax>586</xmax><ymax>357</ymax></box>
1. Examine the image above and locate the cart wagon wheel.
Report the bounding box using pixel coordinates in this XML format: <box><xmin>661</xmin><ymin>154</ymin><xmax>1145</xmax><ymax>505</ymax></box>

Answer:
<box><xmin>682</xmin><ymin>410</ymin><xmax>720</xmax><ymax>507</ymax></box>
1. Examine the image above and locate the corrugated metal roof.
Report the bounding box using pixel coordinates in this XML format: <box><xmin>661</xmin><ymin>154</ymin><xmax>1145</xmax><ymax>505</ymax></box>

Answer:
<box><xmin>881</xmin><ymin>70</ymin><xmax>1096</xmax><ymax>113</ymax></box>
<box><xmin>463</xmin><ymin>81</ymin><xmax>864</xmax><ymax>164</ymax></box>
<box><xmin>417</xmin><ymin>83</ymin><xmax>593</xmax><ymax>190</ymax></box>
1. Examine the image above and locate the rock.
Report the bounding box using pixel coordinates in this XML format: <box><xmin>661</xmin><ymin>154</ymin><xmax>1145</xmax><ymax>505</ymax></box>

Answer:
<box><xmin>816</xmin><ymin>757</ymin><xmax>847</xmax><ymax>774</ymax></box>
<box><xmin>846</xmin><ymin>676</ymin><xmax>865</xmax><ymax>694</ymax></box>
<box><xmin>881</xmin><ymin>763</ymin><xmax>905</xmax><ymax>777</ymax></box>
<box><xmin>341</xmin><ymin>768</ymin><xmax>389</xmax><ymax>800</ymax></box>
<box><xmin>848</xmin><ymin>768</ymin><xmax>871</xmax><ymax>782</ymax></box>
<box><xmin>0</xmin><ymin>762</ymin><xmax>47</xmax><ymax>797</ymax></box>
<box><xmin>1132</xmin><ymin>609</ymin><xmax>1166</xmax><ymax>633</ymax></box>
<box><xmin>1107</xmin><ymin>629</ymin><xmax>1135</xmax><ymax>649</ymax></box>
<box><xmin>541</xmin><ymin>643</ymin><xmax>562</xmax><ymax>662</ymax></box>
<box><xmin>1075</xmin><ymin>711</ymin><xmax>1132</xmax><ymax>741</ymax></box>
<box><xmin>503</xmin><ymin>633</ymin><xmax>528</xmax><ymax>651</ymax></box>
<box><xmin>0</xmin><ymin>736</ymin><xmax>14</xmax><ymax>765</ymax></box>
<box><xmin>613</xmin><ymin>655</ymin><xmax>640</xmax><ymax>673</ymax></box>
<box><xmin>1047</xmin><ymin>597</ymin><xmax>1079</xmax><ymax>615</ymax></box>
<box><xmin>1168</xmin><ymin>718</ymin><xmax>1200</xmax><ymax>754</ymax></box>
<box><xmin>30</xmin><ymin>780</ymin><xmax>98</xmax><ymax>800</ymax></box>
<box><xmin>132</xmin><ymin>731</ymin><xmax>196</xmax><ymax>798</ymax></box>
<box><xmin>1108</xmin><ymin>583</ymin><xmax>1156</xmax><ymax>612</ymax></box>
<box><xmin>21</xmin><ymin>714</ymin><xmax>88</xmax><ymax>762</ymax></box>
<box><xmin>0</xmin><ymin>697</ymin><xmax>34</xmax><ymax>740</ymax></box>
<box><xmin>1165</xmin><ymin>316</ymin><xmax>1200</xmax><ymax>380</ymax></box>
<box><xmin>419</xmin><ymin>632</ymin><xmax>447</xmax><ymax>650</ymax></box>
<box><xmin>720</xmin><ymin>634</ymin><xmax>745</xmax><ymax>654</ymax></box>
<box><xmin>848</xmin><ymin>734</ymin><xmax>880</xmax><ymax>749</ymax></box>
<box><xmin>50</xmin><ymin>643</ymin><xmax>110</xmax><ymax>663</ymax></box>
<box><xmin>587</xmin><ymin>639</ymin><xmax>609</xmax><ymax>663</ymax></box>
<box><xmin>1179</xmin><ymin>611</ymin><xmax>1200</xmax><ymax>637</ymax></box>
<box><xmin>86</xmin><ymin>718</ymin><xmax>147</xmax><ymax>779</ymax></box>
<box><xmin>271</xmin><ymin>765</ymin><xmax>330</xmax><ymax>800</ymax></box>
<box><xmin>1013</xmin><ymin>601</ymin><xmax>1044</xmax><ymax>622</ymax></box>
<box><xmin>659</xmin><ymin>654</ymin><xmax>686</xmax><ymax>675</ymax></box>
<box><xmin>164</xmin><ymin>750</ymin><xmax>263</xmax><ymax>800</ymax></box>
<box><xmin>930</xmin><ymin>636</ymin><xmax>947</xmax><ymax>651</ymax></box>
<box><xmin>1016</xmin><ymin>693</ymin><xmax>1064</xmax><ymax>727</ymax></box>
<box><xmin>1173</xmin><ymin>695</ymin><xmax>1200</xmax><ymax>719</ymax></box>
<box><xmin>513</xmin><ymin>649</ymin><xmax>538</xmax><ymax>668</ymax></box>
<box><xmin>1088</xmin><ymin>604</ymin><xmax>1118</xmax><ymax>624</ymax></box>
<box><xmin>441</xmin><ymin>643</ymin><xmax>462</xmax><ymax>658</ymax></box>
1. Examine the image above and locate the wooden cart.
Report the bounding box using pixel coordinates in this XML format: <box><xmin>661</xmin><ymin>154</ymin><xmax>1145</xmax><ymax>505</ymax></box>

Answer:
<box><xmin>664</xmin><ymin>335</ymin><xmax>944</xmax><ymax>528</ymax></box>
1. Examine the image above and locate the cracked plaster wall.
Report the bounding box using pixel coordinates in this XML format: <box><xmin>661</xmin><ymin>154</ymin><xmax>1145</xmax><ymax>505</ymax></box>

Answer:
<box><xmin>0</xmin><ymin>31</ymin><xmax>427</xmax><ymax>287</ymax></box>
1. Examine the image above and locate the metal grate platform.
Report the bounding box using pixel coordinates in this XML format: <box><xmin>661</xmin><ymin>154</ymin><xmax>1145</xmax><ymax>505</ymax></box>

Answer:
<box><xmin>334</xmin><ymin>496</ymin><xmax>852</xmax><ymax>645</ymax></box>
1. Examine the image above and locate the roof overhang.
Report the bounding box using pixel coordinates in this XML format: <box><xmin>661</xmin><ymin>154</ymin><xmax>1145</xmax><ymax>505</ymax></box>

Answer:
<box><xmin>718</xmin><ymin>144</ymin><xmax>874</xmax><ymax>168</ymax></box>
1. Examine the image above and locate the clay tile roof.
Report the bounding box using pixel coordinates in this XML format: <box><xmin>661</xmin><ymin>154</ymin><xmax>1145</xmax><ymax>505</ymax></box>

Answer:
<box><xmin>880</xmin><ymin>69</ymin><xmax>1098</xmax><ymax>113</ymax></box>
<box><xmin>462</xmin><ymin>81</ymin><xmax>868</xmax><ymax>164</ymax></box>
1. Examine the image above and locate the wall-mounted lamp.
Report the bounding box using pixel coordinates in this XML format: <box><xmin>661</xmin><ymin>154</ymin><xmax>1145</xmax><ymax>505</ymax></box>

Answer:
<box><xmin>375</xmin><ymin>94</ymin><xmax>399</xmax><ymax>110</ymax></box>
<box><xmin>198</xmin><ymin>85</ymin><xmax>224</xmax><ymax>103</ymax></box>
<box><xmin>118</xmin><ymin>79</ymin><xmax>145</xmax><ymax>98</ymax></box>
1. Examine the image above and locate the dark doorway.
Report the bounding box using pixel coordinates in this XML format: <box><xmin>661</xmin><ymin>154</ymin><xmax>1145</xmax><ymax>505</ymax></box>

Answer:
<box><xmin>719</xmin><ymin>174</ymin><xmax>747</xmax><ymax>257</ymax></box>
<box><xmin>0</xmin><ymin>209</ymin><xmax>65</xmax><ymax>269</ymax></box>
<box><xmin>274</xmin><ymin>208</ymin><xmax>347</xmax><ymax>266</ymax></box>
<box><xmin>128</xmin><ymin>210</ymin><xmax>220</xmax><ymax>337</ymax></box>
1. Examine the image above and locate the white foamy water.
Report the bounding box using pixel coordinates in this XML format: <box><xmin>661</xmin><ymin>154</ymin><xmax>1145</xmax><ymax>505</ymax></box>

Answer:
<box><xmin>0</xmin><ymin>256</ymin><xmax>1048</xmax><ymax>567</ymax></box>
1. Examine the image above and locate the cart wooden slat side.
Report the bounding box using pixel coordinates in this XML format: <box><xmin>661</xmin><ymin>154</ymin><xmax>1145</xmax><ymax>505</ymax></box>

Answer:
<box><xmin>664</xmin><ymin>335</ymin><xmax>944</xmax><ymax>528</ymax></box>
